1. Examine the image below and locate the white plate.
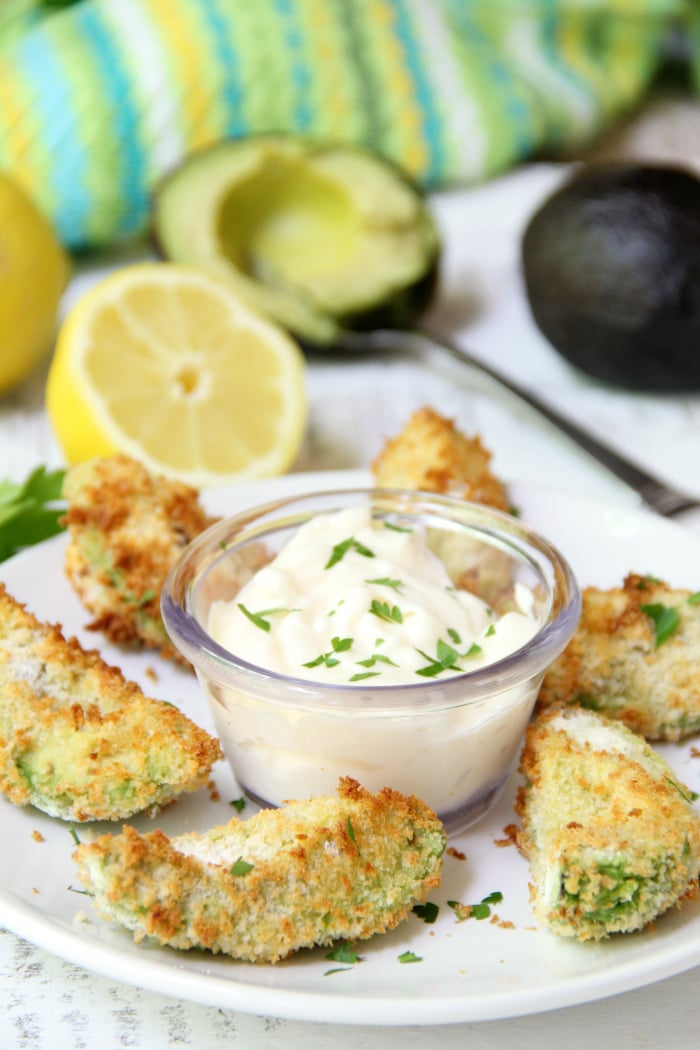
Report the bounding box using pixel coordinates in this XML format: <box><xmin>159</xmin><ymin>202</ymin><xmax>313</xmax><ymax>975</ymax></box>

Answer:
<box><xmin>1</xmin><ymin>470</ymin><xmax>700</xmax><ymax>1027</ymax></box>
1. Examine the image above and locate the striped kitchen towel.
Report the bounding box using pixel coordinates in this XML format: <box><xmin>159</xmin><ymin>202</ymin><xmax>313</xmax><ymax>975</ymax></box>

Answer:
<box><xmin>0</xmin><ymin>0</ymin><xmax>689</xmax><ymax>247</ymax></box>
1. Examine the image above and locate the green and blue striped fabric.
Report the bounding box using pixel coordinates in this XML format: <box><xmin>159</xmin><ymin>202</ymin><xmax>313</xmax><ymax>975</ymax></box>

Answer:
<box><xmin>0</xmin><ymin>0</ymin><xmax>691</xmax><ymax>247</ymax></box>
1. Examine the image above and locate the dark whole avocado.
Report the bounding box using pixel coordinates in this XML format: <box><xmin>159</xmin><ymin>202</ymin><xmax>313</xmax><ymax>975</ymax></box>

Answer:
<box><xmin>151</xmin><ymin>135</ymin><xmax>440</xmax><ymax>345</ymax></box>
<box><xmin>521</xmin><ymin>163</ymin><xmax>700</xmax><ymax>390</ymax></box>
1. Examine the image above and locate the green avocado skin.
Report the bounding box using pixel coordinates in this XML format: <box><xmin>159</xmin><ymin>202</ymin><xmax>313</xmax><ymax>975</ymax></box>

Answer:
<box><xmin>521</xmin><ymin>164</ymin><xmax>700</xmax><ymax>390</ymax></box>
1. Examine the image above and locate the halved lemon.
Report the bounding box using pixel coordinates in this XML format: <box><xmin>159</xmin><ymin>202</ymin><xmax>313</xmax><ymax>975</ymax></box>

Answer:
<box><xmin>46</xmin><ymin>263</ymin><xmax>307</xmax><ymax>488</ymax></box>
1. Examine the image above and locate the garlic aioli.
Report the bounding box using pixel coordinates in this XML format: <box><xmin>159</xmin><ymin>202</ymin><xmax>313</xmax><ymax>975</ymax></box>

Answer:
<box><xmin>208</xmin><ymin>506</ymin><xmax>538</xmax><ymax>684</ymax></box>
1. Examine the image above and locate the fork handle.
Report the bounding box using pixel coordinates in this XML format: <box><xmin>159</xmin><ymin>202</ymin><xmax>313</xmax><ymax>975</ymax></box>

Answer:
<box><xmin>362</xmin><ymin>328</ymin><xmax>698</xmax><ymax>518</ymax></box>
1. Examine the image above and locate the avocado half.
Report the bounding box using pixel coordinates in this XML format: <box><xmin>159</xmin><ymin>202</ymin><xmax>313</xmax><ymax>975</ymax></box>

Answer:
<box><xmin>521</xmin><ymin>163</ymin><xmax>700</xmax><ymax>390</ymax></box>
<box><xmin>152</xmin><ymin>136</ymin><xmax>440</xmax><ymax>345</ymax></box>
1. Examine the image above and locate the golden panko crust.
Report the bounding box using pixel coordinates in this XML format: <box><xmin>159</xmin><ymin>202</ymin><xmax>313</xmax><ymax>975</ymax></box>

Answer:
<box><xmin>515</xmin><ymin>705</ymin><xmax>700</xmax><ymax>941</ymax></box>
<box><xmin>371</xmin><ymin>406</ymin><xmax>510</xmax><ymax>510</ymax></box>
<box><xmin>74</xmin><ymin>777</ymin><xmax>446</xmax><ymax>963</ymax></box>
<box><xmin>0</xmin><ymin>584</ymin><xmax>222</xmax><ymax>821</ymax></box>
<box><xmin>538</xmin><ymin>573</ymin><xmax>700</xmax><ymax>740</ymax></box>
<box><xmin>62</xmin><ymin>454</ymin><xmax>216</xmax><ymax>663</ymax></box>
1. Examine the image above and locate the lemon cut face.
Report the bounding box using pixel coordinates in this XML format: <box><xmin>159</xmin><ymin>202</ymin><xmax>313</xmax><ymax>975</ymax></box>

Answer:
<box><xmin>46</xmin><ymin>264</ymin><xmax>307</xmax><ymax>487</ymax></box>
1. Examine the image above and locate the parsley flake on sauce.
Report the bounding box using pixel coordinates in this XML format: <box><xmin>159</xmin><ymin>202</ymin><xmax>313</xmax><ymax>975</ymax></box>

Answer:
<box><xmin>398</xmin><ymin>950</ymin><xmax>422</xmax><ymax>963</ymax></box>
<box><xmin>369</xmin><ymin>599</ymin><xmax>404</xmax><ymax>624</ymax></box>
<box><xmin>303</xmin><ymin>636</ymin><xmax>354</xmax><ymax>670</ymax></box>
<box><xmin>325</xmin><ymin>536</ymin><xmax>375</xmax><ymax>569</ymax></box>
<box><xmin>356</xmin><ymin>653</ymin><xmax>398</xmax><ymax>669</ymax></box>
<box><xmin>365</xmin><ymin>576</ymin><xmax>403</xmax><ymax>591</ymax></box>
<box><xmin>237</xmin><ymin>604</ymin><xmax>291</xmax><ymax>632</ymax></box>
<box><xmin>415</xmin><ymin>638</ymin><xmax>482</xmax><ymax>678</ymax></box>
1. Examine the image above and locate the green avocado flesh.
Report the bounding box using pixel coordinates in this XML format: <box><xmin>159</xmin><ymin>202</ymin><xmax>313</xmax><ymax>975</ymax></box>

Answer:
<box><xmin>152</xmin><ymin>136</ymin><xmax>440</xmax><ymax>344</ymax></box>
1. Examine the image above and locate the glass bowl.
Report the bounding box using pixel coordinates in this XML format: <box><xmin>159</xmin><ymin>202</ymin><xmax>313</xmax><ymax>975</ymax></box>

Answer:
<box><xmin>161</xmin><ymin>488</ymin><xmax>580</xmax><ymax>833</ymax></box>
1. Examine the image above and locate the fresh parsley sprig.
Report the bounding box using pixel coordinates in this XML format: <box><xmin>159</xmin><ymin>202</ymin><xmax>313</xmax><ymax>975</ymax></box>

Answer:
<box><xmin>0</xmin><ymin>466</ymin><xmax>66</xmax><ymax>563</ymax></box>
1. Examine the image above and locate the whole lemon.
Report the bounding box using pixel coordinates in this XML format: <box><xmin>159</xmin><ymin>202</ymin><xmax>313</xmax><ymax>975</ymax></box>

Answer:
<box><xmin>0</xmin><ymin>173</ymin><xmax>69</xmax><ymax>394</ymax></box>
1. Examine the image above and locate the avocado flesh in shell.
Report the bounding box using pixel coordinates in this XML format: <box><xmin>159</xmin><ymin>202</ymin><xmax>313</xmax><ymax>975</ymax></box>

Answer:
<box><xmin>152</xmin><ymin>137</ymin><xmax>439</xmax><ymax>344</ymax></box>
<box><xmin>521</xmin><ymin>164</ymin><xmax>700</xmax><ymax>390</ymax></box>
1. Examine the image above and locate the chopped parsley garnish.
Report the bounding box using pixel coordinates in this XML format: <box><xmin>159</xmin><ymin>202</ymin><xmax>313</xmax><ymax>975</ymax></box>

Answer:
<box><xmin>448</xmin><ymin>890</ymin><xmax>503</xmax><ymax>921</ymax></box>
<box><xmin>237</xmin><ymin>604</ymin><xmax>291</xmax><ymax>632</ymax></box>
<box><xmin>67</xmin><ymin>885</ymin><xmax>93</xmax><ymax>896</ymax></box>
<box><xmin>230</xmin><ymin>857</ymin><xmax>254</xmax><ymax>877</ymax></box>
<box><xmin>355</xmin><ymin>653</ymin><xmax>398</xmax><ymax>669</ymax></box>
<box><xmin>688</xmin><ymin>592</ymin><xmax>700</xmax><ymax>606</ymax></box>
<box><xmin>383</xmin><ymin>521</ymin><xmax>412</xmax><ymax>533</ymax></box>
<box><xmin>412</xmin><ymin>901</ymin><xmax>439</xmax><ymax>924</ymax></box>
<box><xmin>369</xmin><ymin>599</ymin><xmax>403</xmax><ymax>624</ymax></box>
<box><xmin>641</xmin><ymin>602</ymin><xmax>681</xmax><ymax>648</ymax></box>
<box><xmin>365</xmin><ymin>576</ymin><xmax>403</xmax><ymax>591</ymax></box>
<box><xmin>325</xmin><ymin>941</ymin><xmax>362</xmax><ymax>964</ymax></box>
<box><xmin>325</xmin><ymin>536</ymin><xmax>375</xmax><ymax>569</ymax></box>
<box><xmin>346</xmin><ymin>816</ymin><xmax>357</xmax><ymax>846</ymax></box>
<box><xmin>349</xmin><ymin>671</ymin><xmax>381</xmax><ymax>682</ymax></box>
<box><xmin>415</xmin><ymin>639</ymin><xmax>482</xmax><ymax>678</ymax></box>
<box><xmin>304</xmin><ymin>636</ymin><xmax>354</xmax><ymax>669</ymax></box>
<box><xmin>447</xmin><ymin>627</ymin><xmax>462</xmax><ymax>645</ymax></box>
<box><xmin>229</xmin><ymin>797</ymin><xmax>246</xmax><ymax>813</ymax></box>
<box><xmin>398</xmin><ymin>950</ymin><xmax>422</xmax><ymax>963</ymax></box>
<box><xmin>68</xmin><ymin>825</ymin><xmax>81</xmax><ymax>846</ymax></box>
<box><xmin>485</xmin><ymin>624</ymin><xmax>496</xmax><ymax>637</ymax></box>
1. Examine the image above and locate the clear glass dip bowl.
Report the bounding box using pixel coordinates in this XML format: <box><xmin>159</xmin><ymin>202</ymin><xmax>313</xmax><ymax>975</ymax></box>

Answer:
<box><xmin>162</xmin><ymin>489</ymin><xmax>580</xmax><ymax>833</ymax></box>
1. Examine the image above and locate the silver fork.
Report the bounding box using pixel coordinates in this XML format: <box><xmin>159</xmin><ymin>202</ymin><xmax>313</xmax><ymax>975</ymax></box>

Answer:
<box><xmin>326</xmin><ymin>327</ymin><xmax>699</xmax><ymax>519</ymax></box>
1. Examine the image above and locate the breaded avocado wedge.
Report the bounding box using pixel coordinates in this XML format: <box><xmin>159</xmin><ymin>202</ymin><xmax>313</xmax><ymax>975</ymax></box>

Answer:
<box><xmin>0</xmin><ymin>584</ymin><xmax>222</xmax><ymax>821</ymax></box>
<box><xmin>516</xmin><ymin>705</ymin><xmax>700</xmax><ymax>941</ymax></box>
<box><xmin>62</xmin><ymin>455</ymin><xmax>216</xmax><ymax>664</ymax></box>
<box><xmin>538</xmin><ymin>573</ymin><xmax>700</xmax><ymax>740</ymax></box>
<box><xmin>73</xmin><ymin>777</ymin><xmax>446</xmax><ymax>963</ymax></box>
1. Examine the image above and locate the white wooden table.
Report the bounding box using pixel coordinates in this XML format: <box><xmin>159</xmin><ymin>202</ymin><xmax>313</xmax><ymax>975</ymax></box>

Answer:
<box><xmin>2</xmin><ymin>168</ymin><xmax>700</xmax><ymax>1050</ymax></box>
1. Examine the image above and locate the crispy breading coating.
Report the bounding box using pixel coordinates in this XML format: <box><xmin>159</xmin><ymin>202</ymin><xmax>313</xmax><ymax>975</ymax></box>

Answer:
<box><xmin>372</xmin><ymin>407</ymin><xmax>512</xmax><ymax>604</ymax></box>
<box><xmin>0</xmin><ymin>584</ymin><xmax>222</xmax><ymax>821</ymax></box>
<box><xmin>515</xmin><ymin>705</ymin><xmax>700</xmax><ymax>941</ymax></box>
<box><xmin>371</xmin><ymin>406</ymin><xmax>510</xmax><ymax>511</ymax></box>
<box><xmin>538</xmin><ymin>573</ymin><xmax>700</xmax><ymax>740</ymax></box>
<box><xmin>73</xmin><ymin>777</ymin><xmax>446</xmax><ymax>963</ymax></box>
<box><xmin>62</xmin><ymin>455</ymin><xmax>216</xmax><ymax>663</ymax></box>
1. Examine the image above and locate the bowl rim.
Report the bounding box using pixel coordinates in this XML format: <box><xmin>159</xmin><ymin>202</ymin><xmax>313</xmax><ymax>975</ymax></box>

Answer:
<box><xmin>161</xmin><ymin>486</ymin><xmax>582</xmax><ymax>711</ymax></box>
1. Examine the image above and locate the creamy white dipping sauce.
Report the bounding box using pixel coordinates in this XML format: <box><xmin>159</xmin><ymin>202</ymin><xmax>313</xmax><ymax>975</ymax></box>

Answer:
<box><xmin>203</xmin><ymin>506</ymin><xmax>544</xmax><ymax>830</ymax></box>
<box><xmin>208</xmin><ymin>506</ymin><xmax>538</xmax><ymax>684</ymax></box>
